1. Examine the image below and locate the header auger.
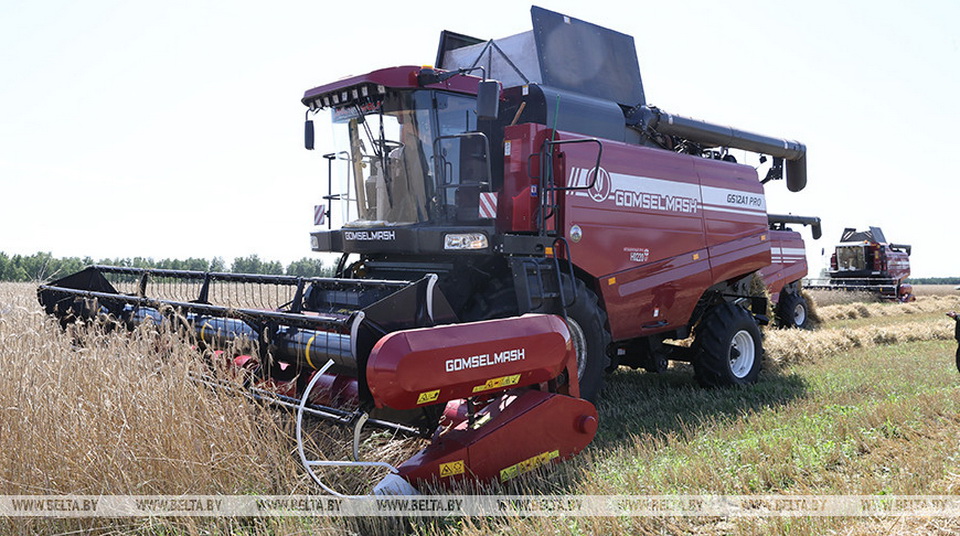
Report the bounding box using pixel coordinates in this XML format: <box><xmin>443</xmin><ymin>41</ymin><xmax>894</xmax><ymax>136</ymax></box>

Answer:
<box><xmin>40</xmin><ymin>6</ymin><xmax>817</xmax><ymax>494</ymax></box>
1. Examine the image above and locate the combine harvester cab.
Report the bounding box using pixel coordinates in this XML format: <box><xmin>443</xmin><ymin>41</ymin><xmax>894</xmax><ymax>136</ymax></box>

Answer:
<box><xmin>808</xmin><ymin>227</ymin><xmax>914</xmax><ymax>302</ymax></box>
<box><xmin>40</xmin><ymin>6</ymin><xmax>813</xmax><ymax>493</ymax></box>
<box><xmin>761</xmin><ymin>214</ymin><xmax>821</xmax><ymax>329</ymax></box>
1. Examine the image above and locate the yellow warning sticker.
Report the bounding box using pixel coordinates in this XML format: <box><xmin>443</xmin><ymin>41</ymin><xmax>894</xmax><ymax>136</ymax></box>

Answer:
<box><xmin>499</xmin><ymin>450</ymin><xmax>560</xmax><ymax>482</ymax></box>
<box><xmin>416</xmin><ymin>389</ymin><xmax>440</xmax><ymax>405</ymax></box>
<box><xmin>439</xmin><ymin>460</ymin><xmax>465</xmax><ymax>478</ymax></box>
<box><xmin>472</xmin><ymin>374</ymin><xmax>522</xmax><ymax>393</ymax></box>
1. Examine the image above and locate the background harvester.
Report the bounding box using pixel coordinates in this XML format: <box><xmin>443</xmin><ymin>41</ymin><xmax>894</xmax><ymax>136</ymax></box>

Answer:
<box><xmin>807</xmin><ymin>226</ymin><xmax>913</xmax><ymax>302</ymax></box>
<box><xmin>39</xmin><ymin>6</ymin><xmax>814</xmax><ymax>493</ymax></box>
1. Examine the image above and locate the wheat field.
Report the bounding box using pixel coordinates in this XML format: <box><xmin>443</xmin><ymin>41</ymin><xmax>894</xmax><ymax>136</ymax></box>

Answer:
<box><xmin>2</xmin><ymin>282</ymin><xmax>960</xmax><ymax>535</ymax></box>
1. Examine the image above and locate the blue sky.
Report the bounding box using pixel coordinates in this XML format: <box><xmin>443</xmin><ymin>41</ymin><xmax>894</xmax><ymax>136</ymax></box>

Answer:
<box><xmin>1</xmin><ymin>0</ymin><xmax>957</xmax><ymax>276</ymax></box>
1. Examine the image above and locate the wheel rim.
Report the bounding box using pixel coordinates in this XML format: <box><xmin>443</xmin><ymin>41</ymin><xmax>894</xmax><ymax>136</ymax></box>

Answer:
<box><xmin>729</xmin><ymin>330</ymin><xmax>756</xmax><ymax>378</ymax></box>
<box><xmin>793</xmin><ymin>302</ymin><xmax>807</xmax><ymax>327</ymax></box>
<box><xmin>567</xmin><ymin>317</ymin><xmax>588</xmax><ymax>382</ymax></box>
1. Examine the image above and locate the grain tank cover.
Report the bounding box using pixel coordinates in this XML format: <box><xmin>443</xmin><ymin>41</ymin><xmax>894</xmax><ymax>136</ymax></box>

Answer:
<box><xmin>438</xmin><ymin>6</ymin><xmax>645</xmax><ymax>107</ymax></box>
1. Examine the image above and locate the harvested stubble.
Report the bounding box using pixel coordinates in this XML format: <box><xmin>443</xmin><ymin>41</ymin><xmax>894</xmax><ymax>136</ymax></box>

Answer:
<box><xmin>763</xmin><ymin>294</ymin><xmax>960</xmax><ymax>370</ymax></box>
<box><xmin>816</xmin><ymin>294</ymin><xmax>960</xmax><ymax>322</ymax></box>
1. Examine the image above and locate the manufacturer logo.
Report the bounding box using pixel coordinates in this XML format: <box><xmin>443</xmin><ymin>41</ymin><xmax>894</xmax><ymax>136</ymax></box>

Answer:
<box><xmin>343</xmin><ymin>230</ymin><xmax>396</xmax><ymax>241</ymax></box>
<box><xmin>445</xmin><ymin>348</ymin><xmax>526</xmax><ymax>372</ymax></box>
<box><xmin>585</xmin><ymin>167</ymin><xmax>611</xmax><ymax>203</ymax></box>
<box><xmin>567</xmin><ymin>167</ymin><xmax>699</xmax><ymax>214</ymax></box>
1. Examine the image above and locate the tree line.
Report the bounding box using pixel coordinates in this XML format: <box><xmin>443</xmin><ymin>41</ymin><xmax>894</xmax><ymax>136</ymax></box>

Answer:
<box><xmin>0</xmin><ymin>252</ymin><xmax>333</xmax><ymax>282</ymax></box>
<box><xmin>907</xmin><ymin>277</ymin><xmax>960</xmax><ymax>285</ymax></box>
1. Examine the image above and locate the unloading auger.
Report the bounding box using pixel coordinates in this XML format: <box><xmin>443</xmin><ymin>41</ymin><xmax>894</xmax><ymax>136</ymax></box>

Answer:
<box><xmin>38</xmin><ymin>265</ymin><xmax>598</xmax><ymax>495</ymax></box>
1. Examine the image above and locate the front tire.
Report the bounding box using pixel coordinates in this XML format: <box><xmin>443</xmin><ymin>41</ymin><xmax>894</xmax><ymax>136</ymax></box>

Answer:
<box><xmin>693</xmin><ymin>302</ymin><xmax>763</xmax><ymax>387</ymax></box>
<box><xmin>564</xmin><ymin>279</ymin><xmax>612</xmax><ymax>403</ymax></box>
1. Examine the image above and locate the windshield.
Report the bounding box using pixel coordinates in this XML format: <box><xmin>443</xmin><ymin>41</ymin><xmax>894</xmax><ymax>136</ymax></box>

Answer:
<box><xmin>328</xmin><ymin>90</ymin><xmax>481</xmax><ymax>226</ymax></box>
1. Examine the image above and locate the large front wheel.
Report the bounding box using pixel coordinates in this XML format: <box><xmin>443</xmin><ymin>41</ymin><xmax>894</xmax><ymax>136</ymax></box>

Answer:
<box><xmin>693</xmin><ymin>302</ymin><xmax>763</xmax><ymax>387</ymax></box>
<box><xmin>564</xmin><ymin>279</ymin><xmax>612</xmax><ymax>403</ymax></box>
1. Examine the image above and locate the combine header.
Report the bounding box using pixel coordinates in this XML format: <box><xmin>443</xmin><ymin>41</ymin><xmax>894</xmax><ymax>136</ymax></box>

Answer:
<box><xmin>39</xmin><ymin>6</ymin><xmax>815</xmax><ymax>493</ymax></box>
<box><xmin>807</xmin><ymin>227</ymin><xmax>914</xmax><ymax>302</ymax></box>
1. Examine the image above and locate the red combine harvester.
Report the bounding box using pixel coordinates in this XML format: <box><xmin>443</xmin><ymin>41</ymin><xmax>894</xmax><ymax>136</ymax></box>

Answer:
<box><xmin>761</xmin><ymin>214</ymin><xmax>821</xmax><ymax>329</ymax></box>
<box><xmin>38</xmin><ymin>7</ymin><xmax>812</xmax><ymax>494</ymax></box>
<box><xmin>807</xmin><ymin>227</ymin><xmax>913</xmax><ymax>302</ymax></box>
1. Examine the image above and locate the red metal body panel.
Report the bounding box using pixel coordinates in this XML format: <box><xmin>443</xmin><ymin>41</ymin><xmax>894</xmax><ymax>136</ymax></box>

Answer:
<box><xmin>302</xmin><ymin>66</ymin><xmax>480</xmax><ymax>104</ymax></box>
<box><xmin>759</xmin><ymin>230</ymin><xmax>808</xmax><ymax>304</ymax></box>
<box><xmin>397</xmin><ymin>390</ymin><xmax>597</xmax><ymax>488</ymax></box>
<box><xmin>521</xmin><ymin>127</ymin><xmax>770</xmax><ymax>340</ymax></box>
<box><xmin>884</xmin><ymin>248</ymin><xmax>911</xmax><ymax>283</ymax></box>
<box><xmin>303</xmin><ymin>372</ymin><xmax>360</xmax><ymax>408</ymax></box>
<box><xmin>366</xmin><ymin>314</ymin><xmax>574</xmax><ymax>410</ymax></box>
<box><xmin>498</xmin><ymin>124</ymin><xmax>551</xmax><ymax>232</ymax></box>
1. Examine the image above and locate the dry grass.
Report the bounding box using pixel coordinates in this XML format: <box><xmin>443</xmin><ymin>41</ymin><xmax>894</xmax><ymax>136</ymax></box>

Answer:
<box><xmin>0</xmin><ymin>282</ymin><xmax>414</xmax><ymax>534</ymax></box>
<box><xmin>816</xmin><ymin>295</ymin><xmax>960</xmax><ymax>323</ymax></box>
<box><xmin>805</xmin><ymin>289</ymin><xmax>881</xmax><ymax>307</ymax></box>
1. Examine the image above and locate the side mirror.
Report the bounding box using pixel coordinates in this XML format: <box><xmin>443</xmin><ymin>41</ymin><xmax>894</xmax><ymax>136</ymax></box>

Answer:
<box><xmin>305</xmin><ymin>119</ymin><xmax>315</xmax><ymax>150</ymax></box>
<box><xmin>476</xmin><ymin>80</ymin><xmax>500</xmax><ymax>121</ymax></box>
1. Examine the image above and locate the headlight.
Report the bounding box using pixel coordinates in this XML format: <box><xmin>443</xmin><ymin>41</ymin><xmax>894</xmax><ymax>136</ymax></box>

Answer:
<box><xmin>444</xmin><ymin>233</ymin><xmax>488</xmax><ymax>250</ymax></box>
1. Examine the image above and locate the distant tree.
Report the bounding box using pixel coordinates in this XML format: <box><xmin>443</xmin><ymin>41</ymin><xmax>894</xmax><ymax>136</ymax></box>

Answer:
<box><xmin>231</xmin><ymin>254</ymin><xmax>284</xmax><ymax>275</ymax></box>
<box><xmin>285</xmin><ymin>257</ymin><xmax>329</xmax><ymax>278</ymax></box>
<box><xmin>907</xmin><ymin>277</ymin><xmax>960</xmax><ymax>285</ymax></box>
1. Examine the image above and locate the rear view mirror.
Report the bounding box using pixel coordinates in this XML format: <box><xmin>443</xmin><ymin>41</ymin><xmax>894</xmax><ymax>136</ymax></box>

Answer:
<box><xmin>476</xmin><ymin>80</ymin><xmax>500</xmax><ymax>121</ymax></box>
<box><xmin>305</xmin><ymin>119</ymin><xmax>315</xmax><ymax>150</ymax></box>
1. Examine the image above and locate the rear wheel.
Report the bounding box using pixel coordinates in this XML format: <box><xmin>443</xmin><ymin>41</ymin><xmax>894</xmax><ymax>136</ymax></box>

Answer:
<box><xmin>776</xmin><ymin>291</ymin><xmax>810</xmax><ymax>329</ymax></box>
<box><xmin>564</xmin><ymin>279</ymin><xmax>611</xmax><ymax>403</ymax></box>
<box><xmin>693</xmin><ymin>302</ymin><xmax>763</xmax><ymax>387</ymax></box>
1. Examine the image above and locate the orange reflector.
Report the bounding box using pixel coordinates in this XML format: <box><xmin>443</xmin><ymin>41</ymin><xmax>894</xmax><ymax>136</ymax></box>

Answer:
<box><xmin>607</xmin><ymin>277</ymin><xmax>617</xmax><ymax>285</ymax></box>
<box><xmin>761</xmin><ymin>234</ymin><xmax>767</xmax><ymax>241</ymax></box>
<box><xmin>693</xmin><ymin>253</ymin><xmax>700</xmax><ymax>260</ymax></box>
<box><xmin>545</xmin><ymin>247</ymin><xmax>554</xmax><ymax>256</ymax></box>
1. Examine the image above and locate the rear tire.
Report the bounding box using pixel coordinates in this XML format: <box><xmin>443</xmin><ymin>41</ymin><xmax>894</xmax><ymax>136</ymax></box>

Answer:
<box><xmin>693</xmin><ymin>302</ymin><xmax>763</xmax><ymax>387</ymax></box>
<box><xmin>776</xmin><ymin>291</ymin><xmax>810</xmax><ymax>329</ymax></box>
<box><xmin>564</xmin><ymin>279</ymin><xmax>611</xmax><ymax>403</ymax></box>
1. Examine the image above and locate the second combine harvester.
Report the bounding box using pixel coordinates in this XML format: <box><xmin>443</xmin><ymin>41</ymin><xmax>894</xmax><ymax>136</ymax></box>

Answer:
<box><xmin>39</xmin><ymin>7</ymin><xmax>819</xmax><ymax>493</ymax></box>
